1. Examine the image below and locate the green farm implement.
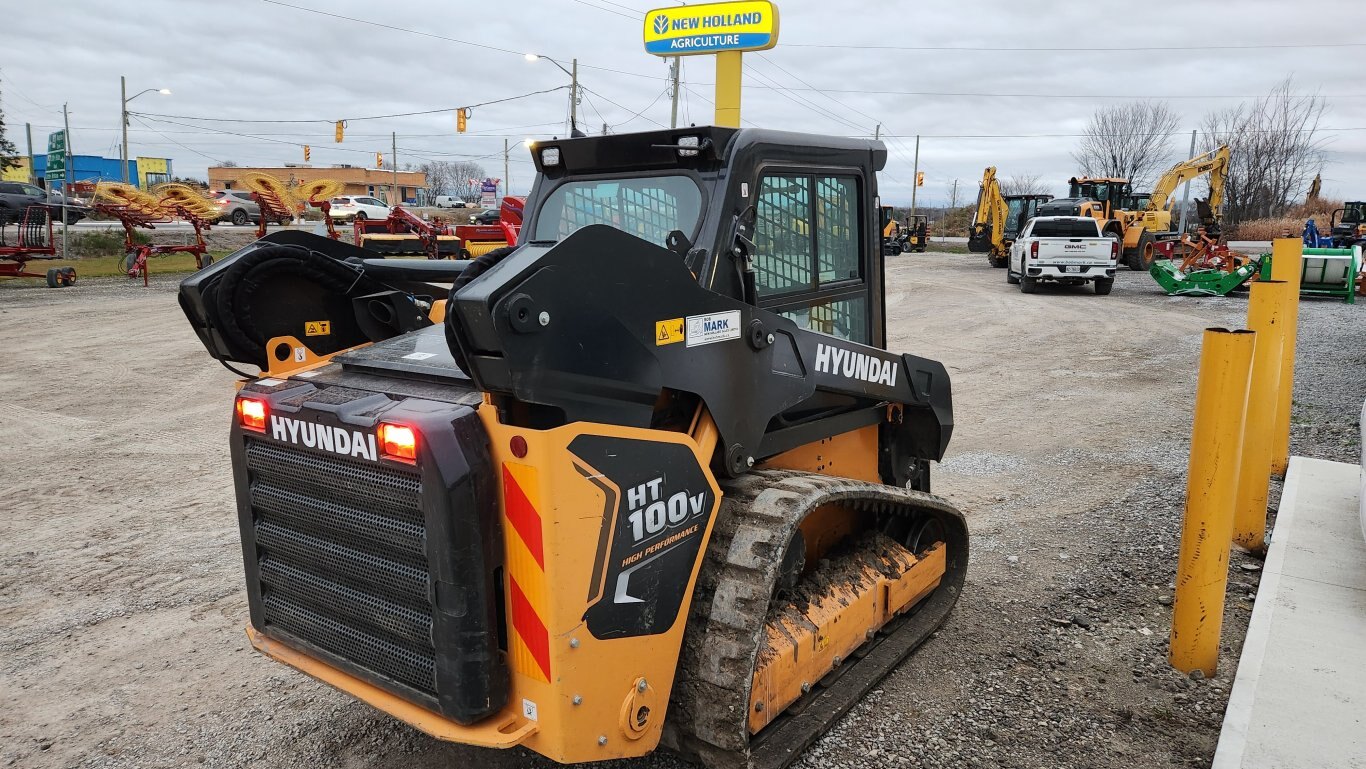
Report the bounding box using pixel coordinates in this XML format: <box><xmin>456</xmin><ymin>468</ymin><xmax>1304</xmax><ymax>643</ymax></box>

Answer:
<box><xmin>1150</xmin><ymin>257</ymin><xmax>1262</xmax><ymax>297</ymax></box>
<box><xmin>1259</xmin><ymin>246</ymin><xmax>1362</xmax><ymax>304</ymax></box>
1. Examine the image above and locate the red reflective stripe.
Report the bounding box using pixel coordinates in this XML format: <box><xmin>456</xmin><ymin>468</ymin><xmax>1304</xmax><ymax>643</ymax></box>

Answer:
<box><xmin>502</xmin><ymin>465</ymin><xmax>545</xmax><ymax>569</ymax></box>
<box><xmin>508</xmin><ymin>575</ymin><xmax>551</xmax><ymax>681</ymax></box>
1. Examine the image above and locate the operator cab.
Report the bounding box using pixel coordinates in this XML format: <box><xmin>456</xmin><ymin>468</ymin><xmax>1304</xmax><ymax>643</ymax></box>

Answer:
<box><xmin>1003</xmin><ymin>194</ymin><xmax>1053</xmax><ymax>239</ymax></box>
<box><xmin>524</xmin><ymin>127</ymin><xmax>889</xmax><ymax>347</ymax></box>
<box><xmin>1068</xmin><ymin>177</ymin><xmax>1131</xmax><ymax>213</ymax></box>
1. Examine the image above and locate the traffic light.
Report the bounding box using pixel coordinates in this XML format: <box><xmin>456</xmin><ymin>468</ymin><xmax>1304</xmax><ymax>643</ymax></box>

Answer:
<box><xmin>376</xmin><ymin>152</ymin><xmax>384</xmax><ymax>169</ymax></box>
<box><xmin>916</xmin><ymin>171</ymin><xmax>925</xmax><ymax>187</ymax></box>
<box><xmin>303</xmin><ymin>145</ymin><xmax>311</xmax><ymax>162</ymax></box>
<box><xmin>457</xmin><ymin>108</ymin><xmax>468</xmax><ymax>134</ymax></box>
<box><xmin>334</xmin><ymin>121</ymin><xmax>344</xmax><ymax>143</ymax></box>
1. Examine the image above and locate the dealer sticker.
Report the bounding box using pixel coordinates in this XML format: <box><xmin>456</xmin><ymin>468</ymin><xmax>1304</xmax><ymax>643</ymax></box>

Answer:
<box><xmin>685</xmin><ymin>310</ymin><xmax>741</xmax><ymax>348</ymax></box>
<box><xmin>402</xmin><ymin>352</ymin><xmax>437</xmax><ymax>361</ymax></box>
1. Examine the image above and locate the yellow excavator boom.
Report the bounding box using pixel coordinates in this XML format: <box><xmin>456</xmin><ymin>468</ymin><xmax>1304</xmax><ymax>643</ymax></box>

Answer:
<box><xmin>1146</xmin><ymin>145</ymin><xmax>1230</xmax><ymax>217</ymax></box>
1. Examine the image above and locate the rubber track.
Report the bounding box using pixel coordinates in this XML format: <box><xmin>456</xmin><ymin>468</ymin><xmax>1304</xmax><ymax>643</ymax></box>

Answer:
<box><xmin>663</xmin><ymin>469</ymin><xmax>969</xmax><ymax>769</ymax></box>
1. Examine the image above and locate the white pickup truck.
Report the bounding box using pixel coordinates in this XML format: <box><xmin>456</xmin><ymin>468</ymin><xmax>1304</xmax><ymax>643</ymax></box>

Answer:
<box><xmin>1006</xmin><ymin>216</ymin><xmax>1119</xmax><ymax>295</ymax></box>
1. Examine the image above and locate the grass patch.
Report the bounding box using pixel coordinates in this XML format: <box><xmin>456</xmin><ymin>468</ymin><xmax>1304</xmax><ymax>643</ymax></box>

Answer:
<box><xmin>1</xmin><ymin>250</ymin><xmax>230</xmax><ymax>286</ymax></box>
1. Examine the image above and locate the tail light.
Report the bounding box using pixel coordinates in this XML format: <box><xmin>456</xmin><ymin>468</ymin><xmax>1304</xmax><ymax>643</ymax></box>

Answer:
<box><xmin>1111</xmin><ymin>240</ymin><xmax>1120</xmax><ymax>258</ymax></box>
<box><xmin>1030</xmin><ymin>241</ymin><xmax>1038</xmax><ymax>259</ymax></box>
<box><xmin>378</xmin><ymin>422</ymin><xmax>418</xmax><ymax>462</ymax></box>
<box><xmin>236</xmin><ymin>397</ymin><xmax>268</xmax><ymax>432</ymax></box>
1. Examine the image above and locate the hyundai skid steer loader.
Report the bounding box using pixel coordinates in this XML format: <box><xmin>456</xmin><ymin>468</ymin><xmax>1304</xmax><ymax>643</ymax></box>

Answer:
<box><xmin>179</xmin><ymin>126</ymin><xmax>968</xmax><ymax>769</ymax></box>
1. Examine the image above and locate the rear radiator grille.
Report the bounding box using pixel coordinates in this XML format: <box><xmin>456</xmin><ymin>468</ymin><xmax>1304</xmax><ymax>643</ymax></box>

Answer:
<box><xmin>244</xmin><ymin>438</ymin><xmax>435</xmax><ymax>696</ymax></box>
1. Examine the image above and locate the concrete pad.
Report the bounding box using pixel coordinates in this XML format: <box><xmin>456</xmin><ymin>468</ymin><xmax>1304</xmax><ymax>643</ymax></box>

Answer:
<box><xmin>1213</xmin><ymin>456</ymin><xmax>1366</xmax><ymax>769</ymax></box>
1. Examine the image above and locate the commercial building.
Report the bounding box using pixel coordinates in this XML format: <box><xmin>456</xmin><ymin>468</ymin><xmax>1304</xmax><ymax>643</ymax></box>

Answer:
<box><xmin>6</xmin><ymin>154</ymin><xmax>174</xmax><ymax>189</ymax></box>
<box><xmin>206</xmin><ymin>165</ymin><xmax>427</xmax><ymax>205</ymax></box>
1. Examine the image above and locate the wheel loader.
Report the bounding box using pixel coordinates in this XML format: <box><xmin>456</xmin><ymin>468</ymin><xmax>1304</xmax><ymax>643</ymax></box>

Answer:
<box><xmin>178</xmin><ymin>126</ymin><xmax>969</xmax><ymax>769</ymax></box>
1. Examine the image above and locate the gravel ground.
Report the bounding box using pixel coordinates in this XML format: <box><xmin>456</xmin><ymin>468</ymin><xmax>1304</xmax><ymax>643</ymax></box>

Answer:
<box><xmin>1</xmin><ymin>255</ymin><xmax>1361</xmax><ymax>769</ymax></box>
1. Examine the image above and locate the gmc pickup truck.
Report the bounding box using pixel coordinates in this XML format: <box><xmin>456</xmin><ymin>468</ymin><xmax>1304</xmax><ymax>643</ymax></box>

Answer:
<box><xmin>1006</xmin><ymin>216</ymin><xmax>1118</xmax><ymax>295</ymax></box>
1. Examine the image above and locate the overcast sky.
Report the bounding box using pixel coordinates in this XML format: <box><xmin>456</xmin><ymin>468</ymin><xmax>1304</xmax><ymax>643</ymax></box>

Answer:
<box><xmin>4</xmin><ymin>0</ymin><xmax>1364</xmax><ymax>205</ymax></box>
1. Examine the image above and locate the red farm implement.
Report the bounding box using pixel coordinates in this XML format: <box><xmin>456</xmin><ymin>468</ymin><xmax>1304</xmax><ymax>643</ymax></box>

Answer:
<box><xmin>0</xmin><ymin>205</ymin><xmax>73</xmax><ymax>287</ymax></box>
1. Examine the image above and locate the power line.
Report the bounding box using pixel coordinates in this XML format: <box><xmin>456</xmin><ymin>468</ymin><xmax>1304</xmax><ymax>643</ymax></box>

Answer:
<box><xmin>127</xmin><ymin>86</ymin><xmax>567</xmax><ymax>125</ymax></box>
<box><xmin>786</xmin><ymin>41</ymin><xmax>1366</xmax><ymax>52</ymax></box>
<box><xmin>579</xmin><ymin>86</ymin><xmax>669</xmax><ymax>130</ymax></box>
<box><xmin>567</xmin><ymin>0</ymin><xmax>639</xmax><ymax>20</ymax></box>
<box><xmin>129</xmin><ymin>115</ymin><xmax>225</xmax><ymax>164</ymax></box>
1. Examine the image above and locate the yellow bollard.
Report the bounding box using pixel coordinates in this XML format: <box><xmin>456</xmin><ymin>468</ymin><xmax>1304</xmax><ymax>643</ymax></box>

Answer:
<box><xmin>1170</xmin><ymin>328</ymin><xmax>1255</xmax><ymax>677</ymax></box>
<box><xmin>1268</xmin><ymin>238</ymin><xmax>1303</xmax><ymax>476</ymax></box>
<box><xmin>1233</xmin><ymin>281</ymin><xmax>1291</xmax><ymax>552</ymax></box>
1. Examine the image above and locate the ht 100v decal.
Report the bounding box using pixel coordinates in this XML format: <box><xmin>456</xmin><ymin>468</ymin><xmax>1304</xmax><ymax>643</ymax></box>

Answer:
<box><xmin>570</xmin><ymin>435</ymin><xmax>716</xmax><ymax>638</ymax></box>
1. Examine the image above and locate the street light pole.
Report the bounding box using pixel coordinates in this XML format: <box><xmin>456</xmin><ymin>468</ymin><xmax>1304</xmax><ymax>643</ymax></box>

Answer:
<box><xmin>525</xmin><ymin>54</ymin><xmax>581</xmax><ymax>136</ymax></box>
<box><xmin>120</xmin><ymin>76</ymin><xmax>128</xmax><ymax>183</ymax></box>
<box><xmin>120</xmin><ymin>77</ymin><xmax>171</xmax><ymax>186</ymax></box>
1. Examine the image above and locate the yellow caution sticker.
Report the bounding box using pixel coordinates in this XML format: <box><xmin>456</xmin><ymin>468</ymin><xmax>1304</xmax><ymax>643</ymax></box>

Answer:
<box><xmin>304</xmin><ymin>320</ymin><xmax>331</xmax><ymax>337</ymax></box>
<box><xmin>655</xmin><ymin>317</ymin><xmax>685</xmax><ymax>346</ymax></box>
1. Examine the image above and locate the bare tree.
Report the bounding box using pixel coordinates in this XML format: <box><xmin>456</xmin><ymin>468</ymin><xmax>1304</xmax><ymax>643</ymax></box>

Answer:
<box><xmin>1071</xmin><ymin>101</ymin><xmax>1180</xmax><ymax>189</ymax></box>
<box><xmin>1001</xmin><ymin>174</ymin><xmax>1048</xmax><ymax>196</ymax></box>
<box><xmin>1200</xmin><ymin>77</ymin><xmax>1328</xmax><ymax>223</ymax></box>
<box><xmin>418</xmin><ymin>160</ymin><xmax>488</xmax><ymax>201</ymax></box>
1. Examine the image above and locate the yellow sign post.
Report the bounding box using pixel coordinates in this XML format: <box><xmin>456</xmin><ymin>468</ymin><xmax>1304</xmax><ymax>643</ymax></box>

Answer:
<box><xmin>643</xmin><ymin>1</ymin><xmax>780</xmax><ymax>128</ymax></box>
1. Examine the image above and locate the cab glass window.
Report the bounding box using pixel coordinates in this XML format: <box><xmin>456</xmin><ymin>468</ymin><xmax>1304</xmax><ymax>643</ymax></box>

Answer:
<box><xmin>753</xmin><ymin>172</ymin><xmax>868</xmax><ymax>343</ymax></box>
<box><xmin>533</xmin><ymin>174</ymin><xmax>702</xmax><ymax>248</ymax></box>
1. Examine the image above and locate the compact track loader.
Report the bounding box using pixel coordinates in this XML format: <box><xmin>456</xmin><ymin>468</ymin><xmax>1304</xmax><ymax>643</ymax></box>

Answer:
<box><xmin>179</xmin><ymin>127</ymin><xmax>968</xmax><ymax>769</ymax></box>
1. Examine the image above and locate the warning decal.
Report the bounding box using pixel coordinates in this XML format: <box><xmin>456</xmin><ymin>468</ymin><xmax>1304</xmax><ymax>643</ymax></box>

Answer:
<box><xmin>655</xmin><ymin>317</ymin><xmax>685</xmax><ymax>346</ymax></box>
<box><xmin>304</xmin><ymin>320</ymin><xmax>331</xmax><ymax>337</ymax></box>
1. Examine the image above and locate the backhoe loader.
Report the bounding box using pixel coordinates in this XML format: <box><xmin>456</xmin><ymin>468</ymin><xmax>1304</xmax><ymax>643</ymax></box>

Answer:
<box><xmin>179</xmin><ymin>127</ymin><xmax>968</xmax><ymax>769</ymax></box>
<box><xmin>967</xmin><ymin>166</ymin><xmax>1052</xmax><ymax>267</ymax></box>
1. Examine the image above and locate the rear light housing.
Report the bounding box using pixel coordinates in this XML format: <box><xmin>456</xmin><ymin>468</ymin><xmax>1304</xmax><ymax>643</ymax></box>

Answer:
<box><xmin>236</xmin><ymin>397</ymin><xmax>268</xmax><ymax>432</ymax></box>
<box><xmin>378</xmin><ymin>422</ymin><xmax>418</xmax><ymax>463</ymax></box>
<box><xmin>1030</xmin><ymin>241</ymin><xmax>1038</xmax><ymax>259</ymax></box>
<box><xmin>1111</xmin><ymin>240</ymin><xmax>1120</xmax><ymax>258</ymax></box>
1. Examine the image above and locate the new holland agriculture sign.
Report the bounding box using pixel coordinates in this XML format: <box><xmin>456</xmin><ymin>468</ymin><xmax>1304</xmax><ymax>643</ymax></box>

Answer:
<box><xmin>643</xmin><ymin>1</ymin><xmax>779</xmax><ymax>56</ymax></box>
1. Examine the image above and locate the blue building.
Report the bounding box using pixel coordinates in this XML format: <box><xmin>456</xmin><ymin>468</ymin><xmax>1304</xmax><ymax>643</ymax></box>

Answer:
<box><xmin>30</xmin><ymin>154</ymin><xmax>174</xmax><ymax>190</ymax></box>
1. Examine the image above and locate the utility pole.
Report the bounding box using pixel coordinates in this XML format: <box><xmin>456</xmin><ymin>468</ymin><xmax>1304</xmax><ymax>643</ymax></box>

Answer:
<box><xmin>504</xmin><ymin>138</ymin><xmax>510</xmax><ymax>198</ymax></box>
<box><xmin>569</xmin><ymin>58</ymin><xmax>579</xmax><ymax>135</ymax></box>
<box><xmin>669</xmin><ymin>57</ymin><xmax>681</xmax><ymax>128</ymax></box>
<box><xmin>874</xmin><ymin>123</ymin><xmax>881</xmax><ymax>140</ymax></box>
<box><xmin>602</xmin><ymin>122</ymin><xmax>609</xmax><ymax>136</ymax></box>
<box><xmin>120</xmin><ymin>76</ymin><xmax>129</xmax><ymax>184</ymax></box>
<box><xmin>1177</xmin><ymin>128</ymin><xmax>1197</xmax><ymax>236</ymax></box>
<box><xmin>909</xmin><ymin>134</ymin><xmax>920</xmax><ymax>221</ymax></box>
<box><xmin>391</xmin><ymin>131</ymin><xmax>398</xmax><ymax>205</ymax></box>
<box><xmin>25</xmin><ymin>123</ymin><xmax>34</xmax><ymax>185</ymax></box>
<box><xmin>62</xmin><ymin>103</ymin><xmax>70</xmax><ymax>259</ymax></box>
<box><xmin>949</xmin><ymin>178</ymin><xmax>959</xmax><ymax>209</ymax></box>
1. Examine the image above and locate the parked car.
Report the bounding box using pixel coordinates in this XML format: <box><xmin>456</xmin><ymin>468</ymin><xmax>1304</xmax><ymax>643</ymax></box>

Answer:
<box><xmin>328</xmin><ymin>195</ymin><xmax>391</xmax><ymax>221</ymax></box>
<box><xmin>1006</xmin><ymin>216</ymin><xmax>1118</xmax><ymax>295</ymax></box>
<box><xmin>469</xmin><ymin>208</ymin><xmax>501</xmax><ymax>225</ymax></box>
<box><xmin>0</xmin><ymin>181</ymin><xmax>89</xmax><ymax>223</ymax></box>
<box><xmin>434</xmin><ymin>196</ymin><xmax>468</xmax><ymax>208</ymax></box>
<box><xmin>212</xmin><ymin>190</ymin><xmax>290</xmax><ymax>226</ymax></box>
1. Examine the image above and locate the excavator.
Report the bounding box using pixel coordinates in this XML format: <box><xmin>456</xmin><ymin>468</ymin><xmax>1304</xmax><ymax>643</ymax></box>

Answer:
<box><xmin>1125</xmin><ymin>145</ymin><xmax>1231</xmax><ymax>270</ymax></box>
<box><xmin>178</xmin><ymin>126</ymin><xmax>968</xmax><ymax>769</ymax></box>
<box><xmin>968</xmin><ymin>166</ymin><xmax>1052</xmax><ymax>267</ymax></box>
<box><xmin>1038</xmin><ymin>145</ymin><xmax>1230</xmax><ymax>272</ymax></box>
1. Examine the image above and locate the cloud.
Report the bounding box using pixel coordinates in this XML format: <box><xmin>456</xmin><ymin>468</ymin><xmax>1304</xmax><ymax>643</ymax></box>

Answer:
<box><xmin>3</xmin><ymin>0</ymin><xmax>1361</xmax><ymax>203</ymax></box>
